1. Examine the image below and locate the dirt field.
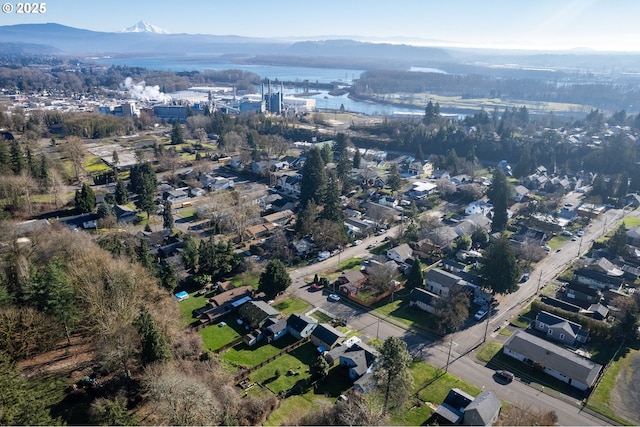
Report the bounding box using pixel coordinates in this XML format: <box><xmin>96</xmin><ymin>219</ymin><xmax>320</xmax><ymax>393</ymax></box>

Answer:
<box><xmin>608</xmin><ymin>350</ymin><xmax>640</xmax><ymax>425</ymax></box>
<box><xmin>18</xmin><ymin>334</ymin><xmax>97</xmax><ymax>378</ymax></box>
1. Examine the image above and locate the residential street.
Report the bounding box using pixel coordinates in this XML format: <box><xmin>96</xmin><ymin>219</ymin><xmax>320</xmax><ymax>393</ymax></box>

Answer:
<box><xmin>284</xmin><ymin>204</ymin><xmax>637</xmax><ymax>426</ymax></box>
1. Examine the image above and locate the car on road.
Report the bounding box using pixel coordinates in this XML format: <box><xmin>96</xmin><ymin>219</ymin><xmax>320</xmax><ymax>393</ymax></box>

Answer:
<box><xmin>309</xmin><ymin>284</ymin><xmax>321</xmax><ymax>291</ymax></box>
<box><xmin>520</xmin><ymin>273</ymin><xmax>530</xmax><ymax>283</ymax></box>
<box><xmin>474</xmin><ymin>308</ymin><xmax>488</xmax><ymax>320</ymax></box>
<box><xmin>328</xmin><ymin>293</ymin><xmax>341</xmax><ymax>302</ymax></box>
<box><xmin>571</xmin><ymin>236</ymin><xmax>578</xmax><ymax>241</ymax></box>
<box><xmin>366</xmin><ymin>243</ymin><xmax>376</xmax><ymax>250</ymax></box>
<box><xmin>495</xmin><ymin>370</ymin><xmax>514</xmax><ymax>382</ymax></box>
<box><xmin>353</xmin><ymin>240</ymin><xmax>363</xmax><ymax>246</ymax></box>
<box><xmin>576</xmin><ymin>230</ymin><xmax>584</xmax><ymax>237</ymax></box>
<box><xmin>561</xmin><ymin>230</ymin><xmax>573</xmax><ymax>236</ymax></box>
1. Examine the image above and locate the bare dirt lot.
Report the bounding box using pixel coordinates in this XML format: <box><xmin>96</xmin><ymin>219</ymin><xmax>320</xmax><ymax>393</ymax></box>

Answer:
<box><xmin>608</xmin><ymin>349</ymin><xmax>640</xmax><ymax>425</ymax></box>
<box><xmin>18</xmin><ymin>334</ymin><xmax>97</xmax><ymax>378</ymax></box>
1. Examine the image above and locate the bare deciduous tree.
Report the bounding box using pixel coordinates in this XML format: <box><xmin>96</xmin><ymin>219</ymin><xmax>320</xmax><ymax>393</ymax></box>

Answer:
<box><xmin>63</xmin><ymin>136</ymin><xmax>86</xmax><ymax>181</ymax></box>
<box><xmin>497</xmin><ymin>403</ymin><xmax>558</xmax><ymax>426</ymax></box>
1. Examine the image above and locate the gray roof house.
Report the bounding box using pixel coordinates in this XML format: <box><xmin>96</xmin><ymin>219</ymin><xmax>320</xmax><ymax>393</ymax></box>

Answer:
<box><xmin>238</xmin><ymin>300</ymin><xmax>280</xmax><ymax>329</ymax></box>
<box><xmin>310</xmin><ymin>323</ymin><xmax>346</xmax><ymax>351</ymax></box>
<box><xmin>386</xmin><ymin>243</ymin><xmax>414</xmax><ymax>264</ymax></box>
<box><xmin>462</xmin><ymin>390</ymin><xmax>502</xmax><ymax>426</ymax></box>
<box><xmin>534</xmin><ymin>311</ymin><xmax>590</xmax><ymax>346</ymax></box>
<box><xmin>503</xmin><ymin>330</ymin><xmax>603</xmax><ymax>392</ymax></box>
<box><xmin>424</xmin><ymin>268</ymin><xmax>463</xmax><ymax>297</ymax></box>
<box><xmin>409</xmin><ymin>288</ymin><xmax>439</xmax><ymax>315</ymax></box>
<box><xmin>339</xmin><ymin>343</ymin><xmax>377</xmax><ymax>381</ymax></box>
<box><xmin>262</xmin><ymin>318</ymin><xmax>288</xmax><ymax>343</ymax></box>
<box><xmin>433</xmin><ymin>388</ymin><xmax>474</xmax><ymax>425</ymax></box>
<box><xmin>286</xmin><ymin>313</ymin><xmax>318</xmax><ymax>339</ymax></box>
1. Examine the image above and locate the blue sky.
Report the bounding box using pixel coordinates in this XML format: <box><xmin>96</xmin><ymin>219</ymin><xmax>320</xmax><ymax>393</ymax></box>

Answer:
<box><xmin>3</xmin><ymin>0</ymin><xmax>640</xmax><ymax>51</ymax></box>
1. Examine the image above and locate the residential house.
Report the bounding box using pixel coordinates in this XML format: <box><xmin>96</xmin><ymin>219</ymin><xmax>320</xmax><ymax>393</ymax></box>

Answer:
<box><xmin>626</xmin><ymin>226</ymin><xmax>640</xmax><ymax>247</ymax></box>
<box><xmin>620</xmin><ymin>193</ymin><xmax>640</xmax><ymax>208</ymax></box>
<box><xmin>565</xmin><ymin>281</ymin><xmax>603</xmax><ymax>306</ymax></box>
<box><xmin>59</xmin><ymin>212</ymin><xmax>98</xmax><ymax>230</ymax></box>
<box><xmin>292</xmin><ymin>238</ymin><xmax>314</xmax><ymax>257</ymax></box>
<box><xmin>276</xmin><ymin>174</ymin><xmax>302</xmax><ymax>196</ymax></box>
<box><xmin>407</xmin><ymin>160</ymin><xmax>434</xmax><ymax>178</ymax></box>
<box><xmin>588</xmin><ymin>257</ymin><xmax>624</xmax><ymax>277</ymax></box>
<box><xmin>262</xmin><ymin>318</ymin><xmax>288</xmax><ymax>343</ymax></box>
<box><xmin>200</xmin><ymin>174</ymin><xmax>234</xmax><ymax>191</ymax></box>
<box><xmin>378</xmin><ymin>195</ymin><xmax>399</xmax><ymax>208</ymax></box>
<box><xmin>190</xmin><ymin>187</ymin><xmax>205</xmax><ymax>197</ymax></box>
<box><xmin>337</xmin><ymin>270</ymin><xmax>367</xmax><ymax>295</ymax></box>
<box><xmin>408</xmin><ymin>181</ymin><xmax>438</xmax><ymax>200</ymax></box>
<box><xmin>386</xmin><ymin>243</ymin><xmax>414</xmax><ymax>265</ymax></box>
<box><xmin>442</xmin><ymin>259</ymin><xmax>466</xmax><ymax>274</ymax></box>
<box><xmin>583</xmin><ymin>303</ymin><xmax>609</xmax><ymax>321</ymax></box>
<box><xmin>503</xmin><ymin>330</ymin><xmax>603</xmax><ymax>391</ymax></box>
<box><xmin>424</xmin><ymin>268</ymin><xmax>464</xmax><ymax>297</ymax></box>
<box><xmin>514</xmin><ymin>185</ymin><xmax>530</xmax><ymax>202</ymax></box>
<box><xmin>262</xmin><ymin>209</ymin><xmax>295</xmax><ymax>226</ymax></box>
<box><xmin>339</xmin><ymin>343</ymin><xmax>377</xmax><ymax>381</ymax></box>
<box><xmin>409</xmin><ymin>288</ymin><xmax>439</xmax><ymax>315</ymax></box>
<box><xmin>462</xmin><ymin>391</ymin><xmax>502</xmax><ymax>426</ymax></box>
<box><xmin>345</xmin><ymin>217</ymin><xmax>375</xmax><ymax>237</ymax></box>
<box><xmin>353</xmin><ymin>372</ymin><xmax>377</xmax><ymax>394</ymax></box>
<box><xmin>432</xmin><ymin>388</ymin><xmax>502</xmax><ymax>426</ymax></box>
<box><xmin>534</xmin><ymin>311</ymin><xmax>590</xmax><ymax>346</ymax></box>
<box><xmin>431</xmin><ymin>169</ymin><xmax>450</xmax><ymax>180</ymax></box>
<box><xmin>164</xmin><ymin>189</ymin><xmax>189</xmax><ymax>202</ymax></box>
<box><xmin>114</xmin><ymin>205</ymin><xmax>138</xmax><ymax>223</ymax></box>
<box><xmin>310</xmin><ymin>323</ymin><xmax>346</xmax><ymax>351</ymax></box>
<box><xmin>286</xmin><ymin>314</ymin><xmax>318</xmax><ymax>339</ymax></box>
<box><xmin>524</xmin><ymin>173</ymin><xmax>549</xmax><ymax>191</ymax></box>
<box><xmin>574</xmin><ymin>268</ymin><xmax>624</xmax><ymax>290</ymax></box>
<box><xmin>238</xmin><ymin>300</ymin><xmax>280</xmax><ymax>329</ymax></box>
<box><xmin>464</xmin><ymin>201</ymin><xmax>493</xmax><ymax>216</ymax></box>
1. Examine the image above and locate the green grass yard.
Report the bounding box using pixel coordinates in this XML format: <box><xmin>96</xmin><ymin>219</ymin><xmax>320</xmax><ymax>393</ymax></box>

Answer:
<box><xmin>272</xmin><ymin>297</ymin><xmax>310</xmax><ymax>315</ymax></box>
<box><xmin>222</xmin><ymin>334</ymin><xmax>299</xmax><ymax>370</ymax></box>
<box><xmin>200</xmin><ymin>320</ymin><xmax>243</xmax><ymax>352</ymax></box>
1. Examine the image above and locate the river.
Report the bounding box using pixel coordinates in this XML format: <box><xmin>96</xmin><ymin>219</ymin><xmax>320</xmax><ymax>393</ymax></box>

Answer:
<box><xmin>94</xmin><ymin>55</ymin><xmax>425</xmax><ymax>116</ymax></box>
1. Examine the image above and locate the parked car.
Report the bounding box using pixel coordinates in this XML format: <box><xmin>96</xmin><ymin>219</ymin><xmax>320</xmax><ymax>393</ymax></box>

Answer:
<box><xmin>561</xmin><ymin>230</ymin><xmax>573</xmax><ymax>236</ymax></box>
<box><xmin>495</xmin><ymin>370</ymin><xmax>514</xmax><ymax>382</ymax></box>
<box><xmin>328</xmin><ymin>293</ymin><xmax>341</xmax><ymax>302</ymax></box>
<box><xmin>474</xmin><ymin>308</ymin><xmax>488</xmax><ymax>320</ymax></box>
<box><xmin>576</xmin><ymin>230</ymin><xmax>584</xmax><ymax>237</ymax></box>
<box><xmin>366</xmin><ymin>243</ymin><xmax>376</xmax><ymax>250</ymax></box>
<box><xmin>473</xmin><ymin>296</ymin><xmax>488</xmax><ymax>306</ymax></box>
<box><xmin>353</xmin><ymin>240</ymin><xmax>363</xmax><ymax>246</ymax></box>
<box><xmin>310</xmin><ymin>284</ymin><xmax>321</xmax><ymax>291</ymax></box>
<box><xmin>520</xmin><ymin>273</ymin><xmax>530</xmax><ymax>283</ymax></box>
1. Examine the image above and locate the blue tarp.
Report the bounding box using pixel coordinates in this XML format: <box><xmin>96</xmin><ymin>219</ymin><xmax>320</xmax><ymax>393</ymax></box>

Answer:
<box><xmin>175</xmin><ymin>291</ymin><xmax>189</xmax><ymax>301</ymax></box>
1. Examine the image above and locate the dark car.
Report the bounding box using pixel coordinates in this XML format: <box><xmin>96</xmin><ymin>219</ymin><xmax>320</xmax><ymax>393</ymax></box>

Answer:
<box><xmin>495</xmin><ymin>370</ymin><xmax>514</xmax><ymax>382</ymax></box>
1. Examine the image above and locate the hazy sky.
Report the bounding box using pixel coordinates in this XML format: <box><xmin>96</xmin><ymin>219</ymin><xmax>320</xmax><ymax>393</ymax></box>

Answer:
<box><xmin>4</xmin><ymin>0</ymin><xmax>640</xmax><ymax>51</ymax></box>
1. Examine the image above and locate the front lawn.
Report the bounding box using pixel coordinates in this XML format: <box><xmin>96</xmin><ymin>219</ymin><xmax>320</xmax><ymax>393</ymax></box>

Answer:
<box><xmin>373</xmin><ymin>298</ymin><xmax>439</xmax><ymax>333</ymax></box>
<box><xmin>272</xmin><ymin>297</ymin><xmax>310</xmax><ymax>315</ymax></box>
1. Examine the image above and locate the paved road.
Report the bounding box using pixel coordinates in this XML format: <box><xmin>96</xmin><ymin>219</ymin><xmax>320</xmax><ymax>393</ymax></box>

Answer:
<box><xmin>284</xmin><ymin>204</ymin><xmax>636</xmax><ymax>425</ymax></box>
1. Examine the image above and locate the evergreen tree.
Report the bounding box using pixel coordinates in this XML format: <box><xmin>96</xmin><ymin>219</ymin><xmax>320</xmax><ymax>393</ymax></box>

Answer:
<box><xmin>258</xmin><ymin>259</ymin><xmax>291</xmax><ymax>297</ymax></box>
<box><xmin>114</xmin><ymin>179</ymin><xmax>129</xmax><ymax>205</ymax></box>
<box><xmin>310</xmin><ymin>354</ymin><xmax>330</xmax><ymax>382</ymax></box>
<box><xmin>322</xmin><ymin>172</ymin><xmax>345</xmax><ymax>223</ymax></box>
<box><xmin>158</xmin><ymin>262</ymin><xmax>177</xmax><ymax>291</ymax></box>
<box><xmin>386</xmin><ymin>163</ymin><xmax>403</xmax><ymax>195</ymax></box>
<box><xmin>405</xmin><ymin>258</ymin><xmax>424</xmax><ymax>289</ymax></box>
<box><xmin>163</xmin><ymin>200</ymin><xmax>174</xmax><ymax>230</ymax></box>
<box><xmin>299</xmin><ymin>147</ymin><xmax>327</xmax><ymax>208</ymax></box>
<box><xmin>479</xmin><ymin>235</ymin><xmax>520</xmax><ymax>295</ymax></box>
<box><xmin>320</xmin><ymin>143</ymin><xmax>333</xmax><ymax>164</ymax></box>
<box><xmin>375</xmin><ymin>336</ymin><xmax>413</xmax><ymax>416</ymax></box>
<box><xmin>97</xmin><ymin>202</ymin><xmax>115</xmax><ymax>219</ymax></box>
<box><xmin>0</xmin><ymin>140</ymin><xmax>10</xmax><ymax>173</ymax></box>
<box><xmin>487</xmin><ymin>168</ymin><xmax>509</xmax><ymax>232</ymax></box>
<box><xmin>136</xmin><ymin>237</ymin><xmax>153</xmax><ymax>270</ymax></box>
<box><xmin>134</xmin><ymin>306</ymin><xmax>171</xmax><ymax>366</ymax></box>
<box><xmin>295</xmin><ymin>200</ymin><xmax>317</xmax><ymax>237</ymax></box>
<box><xmin>9</xmin><ymin>141</ymin><xmax>24</xmax><ymax>175</ymax></box>
<box><xmin>181</xmin><ymin>235</ymin><xmax>199</xmax><ymax>271</ymax></box>
<box><xmin>0</xmin><ymin>352</ymin><xmax>57</xmax><ymax>425</ymax></box>
<box><xmin>90</xmin><ymin>397</ymin><xmax>136</xmax><ymax>426</ymax></box>
<box><xmin>170</xmin><ymin>120</ymin><xmax>184</xmax><ymax>145</ymax></box>
<box><xmin>24</xmin><ymin>258</ymin><xmax>78</xmax><ymax>345</ymax></box>
<box><xmin>38</xmin><ymin>153</ymin><xmax>50</xmax><ymax>191</ymax></box>
<box><xmin>353</xmin><ymin>149</ymin><xmax>361</xmax><ymax>169</ymax></box>
<box><xmin>130</xmin><ymin>163</ymin><xmax>157</xmax><ymax>218</ymax></box>
<box><xmin>607</xmin><ymin>224</ymin><xmax>628</xmax><ymax>256</ymax></box>
<box><xmin>75</xmin><ymin>183</ymin><xmax>96</xmax><ymax>213</ymax></box>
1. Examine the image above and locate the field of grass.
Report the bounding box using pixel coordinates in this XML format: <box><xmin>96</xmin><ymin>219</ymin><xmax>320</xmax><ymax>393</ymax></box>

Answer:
<box><xmin>309</xmin><ymin>310</ymin><xmax>334</xmax><ymax>323</ymax></box>
<box><xmin>230</xmin><ymin>271</ymin><xmax>261</xmax><ymax>290</ymax></box>
<box><xmin>83</xmin><ymin>156</ymin><xmax>111</xmax><ymax>174</ymax></box>
<box><xmin>374</xmin><ymin>297</ymin><xmax>439</xmax><ymax>333</ymax></box>
<box><xmin>475</xmin><ymin>341</ymin><xmax>504</xmax><ymax>363</ymax></box>
<box><xmin>272</xmin><ymin>297</ymin><xmax>310</xmax><ymax>315</ymax></box>
<box><xmin>176</xmin><ymin>292</ymin><xmax>208</xmax><ymax>326</ymax></box>
<box><xmin>249</xmin><ymin>343</ymin><xmax>317</xmax><ymax>394</ymax></box>
<box><xmin>586</xmin><ymin>347</ymin><xmax>638</xmax><ymax>426</ymax></box>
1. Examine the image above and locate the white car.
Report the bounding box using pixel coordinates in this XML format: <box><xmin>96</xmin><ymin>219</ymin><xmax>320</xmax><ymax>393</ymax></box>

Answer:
<box><xmin>353</xmin><ymin>240</ymin><xmax>363</xmax><ymax>246</ymax></box>
<box><xmin>474</xmin><ymin>308</ymin><xmax>488</xmax><ymax>320</ymax></box>
<box><xmin>328</xmin><ymin>294</ymin><xmax>341</xmax><ymax>302</ymax></box>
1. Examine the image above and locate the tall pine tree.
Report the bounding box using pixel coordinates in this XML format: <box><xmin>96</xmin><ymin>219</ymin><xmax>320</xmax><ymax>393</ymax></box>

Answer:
<box><xmin>299</xmin><ymin>147</ymin><xmax>327</xmax><ymax>209</ymax></box>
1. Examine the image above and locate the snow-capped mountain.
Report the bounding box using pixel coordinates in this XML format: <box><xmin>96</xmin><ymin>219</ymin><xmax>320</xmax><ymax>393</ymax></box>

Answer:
<box><xmin>121</xmin><ymin>21</ymin><xmax>169</xmax><ymax>34</ymax></box>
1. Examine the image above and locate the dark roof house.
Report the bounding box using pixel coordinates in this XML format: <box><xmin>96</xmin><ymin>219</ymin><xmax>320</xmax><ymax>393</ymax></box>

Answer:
<box><xmin>238</xmin><ymin>300</ymin><xmax>280</xmax><ymax>328</ymax></box>
<box><xmin>310</xmin><ymin>323</ymin><xmax>346</xmax><ymax>350</ymax></box>
<box><xmin>503</xmin><ymin>330</ymin><xmax>602</xmax><ymax>392</ymax></box>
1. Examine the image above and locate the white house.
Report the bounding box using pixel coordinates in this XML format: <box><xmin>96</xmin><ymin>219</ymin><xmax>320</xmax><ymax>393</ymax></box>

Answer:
<box><xmin>386</xmin><ymin>243</ymin><xmax>413</xmax><ymax>264</ymax></box>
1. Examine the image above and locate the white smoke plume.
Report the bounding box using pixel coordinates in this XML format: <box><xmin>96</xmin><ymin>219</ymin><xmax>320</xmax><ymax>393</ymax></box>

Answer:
<box><xmin>120</xmin><ymin>77</ymin><xmax>171</xmax><ymax>103</ymax></box>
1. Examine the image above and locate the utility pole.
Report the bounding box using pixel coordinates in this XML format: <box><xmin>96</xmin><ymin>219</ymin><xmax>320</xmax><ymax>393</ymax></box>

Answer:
<box><xmin>482</xmin><ymin>303</ymin><xmax>491</xmax><ymax>343</ymax></box>
<box><xmin>445</xmin><ymin>338</ymin><xmax>454</xmax><ymax>373</ymax></box>
<box><xmin>537</xmin><ymin>269</ymin><xmax>543</xmax><ymax>294</ymax></box>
